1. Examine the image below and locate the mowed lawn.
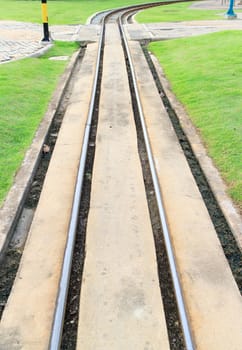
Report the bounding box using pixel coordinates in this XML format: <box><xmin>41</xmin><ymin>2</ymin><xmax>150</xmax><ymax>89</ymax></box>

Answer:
<box><xmin>0</xmin><ymin>0</ymin><xmax>241</xmax><ymax>211</ymax></box>
<box><xmin>0</xmin><ymin>42</ymin><xmax>79</xmax><ymax>204</ymax></box>
<box><xmin>136</xmin><ymin>1</ymin><xmax>227</xmax><ymax>22</ymax></box>
<box><xmin>147</xmin><ymin>30</ymin><xmax>242</xmax><ymax>210</ymax></box>
<box><xmin>0</xmin><ymin>0</ymin><xmax>161</xmax><ymax>24</ymax></box>
<box><xmin>0</xmin><ymin>0</ymin><xmax>159</xmax><ymax>205</ymax></box>
<box><xmin>137</xmin><ymin>4</ymin><xmax>242</xmax><ymax>211</ymax></box>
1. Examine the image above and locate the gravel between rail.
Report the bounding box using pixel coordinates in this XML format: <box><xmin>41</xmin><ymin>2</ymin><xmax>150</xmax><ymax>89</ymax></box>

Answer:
<box><xmin>0</xmin><ymin>2</ymin><xmax>242</xmax><ymax>348</ymax></box>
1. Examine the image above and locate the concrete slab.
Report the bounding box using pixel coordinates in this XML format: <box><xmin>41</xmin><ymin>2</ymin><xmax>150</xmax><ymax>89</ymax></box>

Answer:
<box><xmin>125</xmin><ymin>18</ymin><xmax>242</xmax><ymax>41</ymax></box>
<box><xmin>128</xmin><ymin>40</ymin><xmax>242</xmax><ymax>350</ymax></box>
<box><xmin>73</xmin><ymin>24</ymin><xmax>101</xmax><ymax>42</ymax></box>
<box><xmin>151</xmin><ymin>55</ymin><xmax>242</xmax><ymax>249</ymax></box>
<box><xmin>0</xmin><ymin>43</ymin><xmax>99</xmax><ymax>349</ymax></box>
<box><xmin>77</xmin><ymin>24</ymin><xmax>170</xmax><ymax>350</ymax></box>
<box><xmin>10</xmin><ymin>208</ymin><xmax>35</xmax><ymax>250</ymax></box>
<box><xmin>0</xmin><ymin>51</ymin><xmax>80</xmax><ymax>261</ymax></box>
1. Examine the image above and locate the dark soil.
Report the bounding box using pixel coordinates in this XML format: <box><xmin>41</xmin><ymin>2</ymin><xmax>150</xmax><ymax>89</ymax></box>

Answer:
<box><xmin>141</xmin><ymin>44</ymin><xmax>242</xmax><ymax>294</ymax></box>
<box><xmin>123</xmin><ymin>37</ymin><xmax>186</xmax><ymax>348</ymax></box>
<box><xmin>0</xmin><ymin>46</ymin><xmax>86</xmax><ymax>320</ymax></box>
<box><xmin>60</xmin><ymin>41</ymin><xmax>103</xmax><ymax>349</ymax></box>
<box><xmin>60</xmin><ymin>114</ymin><xmax>98</xmax><ymax>350</ymax></box>
<box><xmin>61</xmin><ymin>20</ymin><xmax>187</xmax><ymax>349</ymax></box>
<box><xmin>134</xmin><ymin>106</ymin><xmax>186</xmax><ymax>350</ymax></box>
<box><xmin>0</xmin><ymin>250</ymin><xmax>21</xmax><ymax>317</ymax></box>
<box><xmin>1</xmin><ymin>9</ymin><xmax>241</xmax><ymax>349</ymax></box>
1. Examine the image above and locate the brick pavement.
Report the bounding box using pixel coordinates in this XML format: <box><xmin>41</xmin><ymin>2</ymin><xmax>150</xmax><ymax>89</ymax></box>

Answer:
<box><xmin>0</xmin><ymin>21</ymin><xmax>39</xmax><ymax>63</ymax></box>
<box><xmin>1</xmin><ymin>1</ymin><xmax>242</xmax><ymax>63</ymax></box>
<box><xmin>0</xmin><ymin>21</ymin><xmax>80</xmax><ymax>63</ymax></box>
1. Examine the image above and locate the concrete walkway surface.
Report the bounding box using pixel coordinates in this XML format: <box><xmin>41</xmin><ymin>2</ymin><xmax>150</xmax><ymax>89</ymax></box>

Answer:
<box><xmin>0</xmin><ymin>21</ymin><xmax>100</xmax><ymax>63</ymax></box>
<box><xmin>0</xmin><ymin>21</ymin><xmax>81</xmax><ymax>63</ymax></box>
<box><xmin>0</xmin><ymin>1</ymin><xmax>241</xmax><ymax>252</ymax></box>
<box><xmin>1</xmin><ymin>1</ymin><xmax>242</xmax><ymax>63</ymax></box>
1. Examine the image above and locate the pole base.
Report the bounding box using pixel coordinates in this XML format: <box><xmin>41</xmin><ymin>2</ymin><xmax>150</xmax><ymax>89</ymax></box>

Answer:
<box><xmin>41</xmin><ymin>35</ymin><xmax>53</xmax><ymax>44</ymax></box>
<box><xmin>40</xmin><ymin>38</ymin><xmax>53</xmax><ymax>46</ymax></box>
<box><xmin>224</xmin><ymin>13</ymin><xmax>237</xmax><ymax>19</ymax></box>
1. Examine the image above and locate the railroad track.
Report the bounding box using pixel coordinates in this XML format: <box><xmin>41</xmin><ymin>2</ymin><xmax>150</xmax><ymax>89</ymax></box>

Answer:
<box><xmin>0</xmin><ymin>2</ymin><xmax>242</xmax><ymax>349</ymax></box>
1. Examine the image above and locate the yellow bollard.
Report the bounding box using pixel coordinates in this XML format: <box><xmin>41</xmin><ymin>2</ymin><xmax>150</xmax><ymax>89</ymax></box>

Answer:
<box><xmin>41</xmin><ymin>0</ymin><xmax>50</xmax><ymax>42</ymax></box>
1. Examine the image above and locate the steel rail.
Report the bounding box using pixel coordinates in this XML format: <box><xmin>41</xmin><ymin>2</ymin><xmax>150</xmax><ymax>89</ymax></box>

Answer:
<box><xmin>48</xmin><ymin>19</ymin><xmax>105</xmax><ymax>350</ymax></box>
<box><xmin>119</xmin><ymin>13</ymin><xmax>195</xmax><ymax>350</ymax></box>
<box><xmin>48</xmin><ymin>5</ymin><xmax>133</xmax><ymax>347</ymax></box>
<box><xmin>49</xmin><ymin>2</ymin><xmax>197</xmax><ymax>348</ymax></box>
<box><xmin>90</xmin><ymin>0</ymin><xmax>197</xmax><ymax>25</ymax></box>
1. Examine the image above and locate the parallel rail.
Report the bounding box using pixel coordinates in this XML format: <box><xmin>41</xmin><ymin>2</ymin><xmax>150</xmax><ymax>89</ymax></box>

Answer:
<box><xmin>49</xmin><ymin>17</ymin><xmax>105</xmax><ymax>350</ymax></box>
<box><xmin>119</xmin><ymin>13</ymin><xmax>194</xmax><ymax>350</ymax></box>
<box><xmin>50</xmin><ymin>2</ymin><xmax>195</xmax><ymax>349</ymax></box>
<box><xmin>1</xmin><ymin>2</ymin><xmax>241</xmax><ymax>350</ymax></box>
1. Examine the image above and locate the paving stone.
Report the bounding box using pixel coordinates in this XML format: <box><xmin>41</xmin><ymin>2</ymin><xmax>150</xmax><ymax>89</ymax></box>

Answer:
<box><xmin>0</xmin><ymin>21</ymin><xmax>80</xmax><ymax>64</ymax></box>
<box><xmin>1</xmin><ymin>2</ymin><xmax>241</xmax><ymax>64</ymax></box>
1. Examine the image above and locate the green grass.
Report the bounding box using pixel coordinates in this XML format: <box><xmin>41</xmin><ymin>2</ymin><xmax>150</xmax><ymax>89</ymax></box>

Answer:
<box><xmin>1</xmin><ymin>1</ymin><xmax>241</xmax><ymax>210</ymax></box>
<box><xmin>136</xmin><ymin>2</ymin><xmax>232</xmax><ymax>22</ymax></box>
<box><xmin>2</xmin><ymin>1</ymin><xmax>234</xmax><ymax>24</ymax></box>
<box><xmin>0</xmin><ymin>0</ymin><xmax>162</xmax><ymax>24</ymax></box>
<box><xmin>149</xmin><ymin>31</ymin><xmax>242</xmax><ymax>208</ymax></box>
<box><xmin>0</xmin><ymin>41</ymin><xmax>79</xmax><ymax>205</ymax></box>
<box><xmin>0</xmin><ymin>1</ymin><xmax>162</xmax><ymax>205</ymax></box>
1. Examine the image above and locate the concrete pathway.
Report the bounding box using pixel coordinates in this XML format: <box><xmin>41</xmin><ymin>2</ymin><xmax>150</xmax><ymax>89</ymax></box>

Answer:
<box><xmin>1</xmin><ymin>1</ymin><xmax>242</xmax><ymax>63</ymax></box>
<box><xmin>0</xmin><ymin>21</ymin><xmax>84</xmax><ymax>63</ymax></box>
<box><xmin>126</xmin><ymin>16</ymin><xmax>242</xmax><ymax>41</ymax></box>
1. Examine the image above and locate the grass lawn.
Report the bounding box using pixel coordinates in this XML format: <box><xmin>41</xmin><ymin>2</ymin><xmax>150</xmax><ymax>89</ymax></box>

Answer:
<box><xmin>0</xmin><ymin>0</ymin><xmax>158</xmax><ymax>206</ymax></box>
<box><xmin>0</xmin><ymin>1</ymin><xmax>241</xmax><ymax>210</ymax></box>
<box><xmin>0</xmin><ymin>42</ymin><xmax>79</xmax><ymax>205</ymax></box>
<box><xmin>149</xmin><ymin>31</ymin><xmax>242</xmax><ymax>209</ymax></box>
<box><xmin>136</xmin><ymin>1</ymin><xmax>227</xmax><ymax>22</ymax></box>
<box><xmin>0</xmin><ymin>0</ymin><xmax>162</xmax><ymax>24</ymax></box>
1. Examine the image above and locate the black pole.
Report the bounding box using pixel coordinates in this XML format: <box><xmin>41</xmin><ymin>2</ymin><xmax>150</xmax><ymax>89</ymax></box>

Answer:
<box><xmin>41</xmin><ymin>0</ymin><xmax>50</xmax><ymax>42</ymax></box>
